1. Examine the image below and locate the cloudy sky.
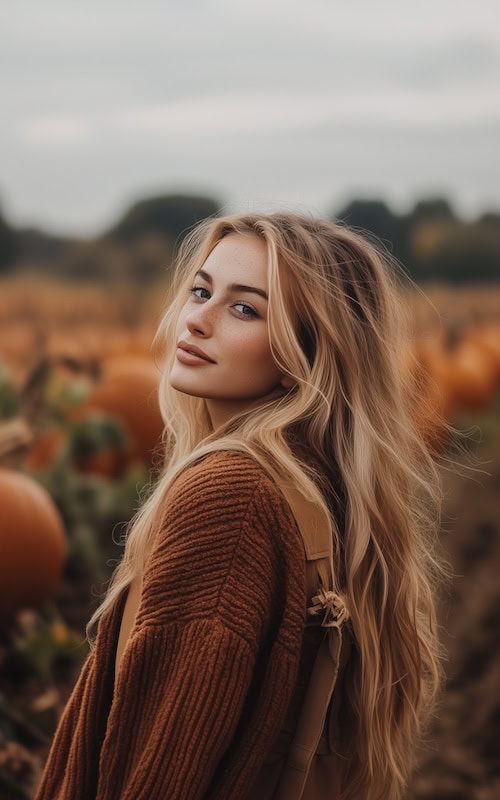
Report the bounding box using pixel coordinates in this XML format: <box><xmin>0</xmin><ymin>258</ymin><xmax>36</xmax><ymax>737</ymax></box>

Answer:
<box><xmin>1</xmin><ymin>0</ymin><xmax>499</xmax><ymax>235</ymax></box>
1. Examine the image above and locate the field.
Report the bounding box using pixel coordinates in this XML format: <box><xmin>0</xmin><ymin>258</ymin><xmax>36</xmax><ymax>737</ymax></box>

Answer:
<box><xmin>408</xmin><ymin>413</ymin><xmax>500</xmax><ymax>799</ymax></box>
<box><xmin>0</xmin><ymin>277</ymin><xmax>499</xmax><ymax>799</ymax></box>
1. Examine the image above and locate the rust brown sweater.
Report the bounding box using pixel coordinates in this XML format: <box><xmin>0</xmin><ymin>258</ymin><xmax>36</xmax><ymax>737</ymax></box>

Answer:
<box><xmin>35</xmin><ymin>450</ymin><xmax>308</xmax><ymax>800</ymax></box>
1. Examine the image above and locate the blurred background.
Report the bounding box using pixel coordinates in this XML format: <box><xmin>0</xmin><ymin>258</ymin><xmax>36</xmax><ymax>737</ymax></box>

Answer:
<box><xmin>0</xmin><ymin>1</ymin><xmax>499</xmax><ymax>797</ymax></box>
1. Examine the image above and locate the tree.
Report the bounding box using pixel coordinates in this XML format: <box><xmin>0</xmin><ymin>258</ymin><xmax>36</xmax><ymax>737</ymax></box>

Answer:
<box><xmin>333</xmin><ymin>198</ymin><xmax>410</xmax><ymax>279</ymax></box>
<box><xmin>107</xmin><ymin>193</ymin><xmax>222</xmax><ymax>248</ymax></box>
<box><xmin>409</xmin><ymin>198</ymin><xmax>456</xmax><ymax>225</ymax></box>
<box><xmin>0</xmin><ymin>204</ymin><xmax>18</xmax><ymax>273</ymax></box>
<box><xmin>334</xmin><ymin>198</ymin><xmax>407</xmax><ymax>262</ymax></box>
<box><xmin>427</xmin><ymin>221</ymin><xmax>500</xmax><ymax>283</ymax></box>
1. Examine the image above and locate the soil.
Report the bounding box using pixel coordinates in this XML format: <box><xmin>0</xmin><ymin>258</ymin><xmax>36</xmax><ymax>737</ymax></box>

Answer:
<box><xmin>406</xmin><ymin>434</ymin><xmax>500</xmax><ymax>799</ymax></box>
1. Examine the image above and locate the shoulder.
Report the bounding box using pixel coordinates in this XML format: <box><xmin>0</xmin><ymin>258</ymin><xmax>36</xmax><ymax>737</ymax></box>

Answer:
<box><xmin>140</xmin><ymin>450</ymin><xmax>306</xmax><ymax>638</ymax></box>
<box><xmin>169</xmin><ymin>448</ymin><xmax>272</xmax><ymax>493</ymax></box>
<box><xmin>158</xmin><ymin>448</ymin><xmax>306</xmax><ymax>592</ymax></box>
<box><xmin>163</xmin><ymin>448</ymin><xmax>292</xmax><ymax>530</ymax></box>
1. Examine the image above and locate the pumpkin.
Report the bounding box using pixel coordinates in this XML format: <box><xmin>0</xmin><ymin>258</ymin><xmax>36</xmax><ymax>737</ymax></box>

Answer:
<box><xmin>0</xmin><ymin>469</ymin><xmax>67</xmax><ymax>619</ymax></box>
<box><xmin>74</xmin><ymin>355</ymin><xmax>164</xmax><ymax>468</ymax></box>
<box><xmin>446</xmin><ymin>337</ymin><xmax>498</xmax><ymax>412</ymax></box>
<box><xmin>408</xmin><ymin>336</ymin><xmax>455</xmax><ymax>451</ymax></box>
<box><xmin>467</xmin><ymin>324</ymin><xmax>500</xmax><ymax>384</ymax></box>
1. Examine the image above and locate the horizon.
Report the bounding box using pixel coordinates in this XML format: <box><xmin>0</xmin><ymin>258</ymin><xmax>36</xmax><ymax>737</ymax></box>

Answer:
<box><xmin>3</xmin><ymin>189</ymin><xmax>498</xmax><ymax>242</ymax></box>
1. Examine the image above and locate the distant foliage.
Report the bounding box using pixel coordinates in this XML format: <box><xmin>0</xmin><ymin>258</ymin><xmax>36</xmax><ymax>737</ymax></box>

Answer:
<box><xmin>1</xmin><ymin>190</ymin><xmax>499</xmax><ymax>284</ymax></box>
<box><xmin>16</xmin><ymin>227</ymin><xmax>69</xmax><ymax>265</ymax></box>
<box><xmin>336</xmin><ymin>196</ymin><xmax>500</xmax><ymax>284</ymax></box>
<box><xmin>423</xmin><ymin>221</ymin><xmax>500</xmax><ymax>283</ymax></box>
<box><xmin>0</xmin><ymin>205</ymin><xmax>18</xmax><ymax>274</ymax></box>
<box><xmin>106</xmin><ymin>193</ymin><xmax>222</xmax><ymax>247</ymax></box>
<box><xmin>336</xmin><ymin>198</ymin><xmax>408</xmax><ymax>261</ymax></box>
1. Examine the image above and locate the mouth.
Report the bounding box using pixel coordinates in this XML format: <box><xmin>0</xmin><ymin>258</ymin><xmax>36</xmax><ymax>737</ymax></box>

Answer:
<box><xmin>176</xmin><ymin>347</ymin><xmax>215</xmax><ymax>366</ymax></box>
<box><xmin>177</xmin><ymin>341</ymin><xmax>215</xmax><ymax>363</ymax></box>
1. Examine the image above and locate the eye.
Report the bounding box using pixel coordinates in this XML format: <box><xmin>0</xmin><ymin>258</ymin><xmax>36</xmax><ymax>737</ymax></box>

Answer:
<box><xmin>188</xmin><ymin>285</ymin><xmax>210</xmax><ymax>299</ymax></box>
<box><xmin>233</xmin><ymin>303</ymin><xmax>258</xmax><ymax>319</ymax></box>
<box><xmin>187</xmin><ymin>286</ymin><xmax>259</xmax><ymax>319</ymax></box>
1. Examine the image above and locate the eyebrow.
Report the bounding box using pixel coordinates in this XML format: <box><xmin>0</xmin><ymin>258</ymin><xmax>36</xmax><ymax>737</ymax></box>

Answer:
<box><xmin>195</xmin><ymin>269</ymin><xmax>268</xmax><ymax>301</ymax></box>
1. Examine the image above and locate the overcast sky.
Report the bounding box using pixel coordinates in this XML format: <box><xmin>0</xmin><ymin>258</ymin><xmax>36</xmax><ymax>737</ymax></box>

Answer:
<box><xmin>1</xmin><ymin>0</ymin><xmax>499</xmax><ymax>235</ymax></box>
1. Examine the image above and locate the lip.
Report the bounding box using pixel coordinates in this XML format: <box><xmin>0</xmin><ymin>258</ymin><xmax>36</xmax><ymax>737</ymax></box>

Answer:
<box><xmin>177</xmin><ymin>341</ymin><xmax>215</xmax><ymax>362</ymax></box>
<box><xmin>176</xmin><ymin>348</ymin><xmax>215</xmax><ymax>366</ymax></box>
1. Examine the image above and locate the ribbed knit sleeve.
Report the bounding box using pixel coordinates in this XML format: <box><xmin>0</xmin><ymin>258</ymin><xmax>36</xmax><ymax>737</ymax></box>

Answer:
<box><xmin>100</xmin><ymin>620</ymin><xmax>258</xmax><ymax>798</ymax></box>
<box><xmin>35</xmin><ymin>450</ymin><xmax>307</xmax><ymax>800</ymax></box>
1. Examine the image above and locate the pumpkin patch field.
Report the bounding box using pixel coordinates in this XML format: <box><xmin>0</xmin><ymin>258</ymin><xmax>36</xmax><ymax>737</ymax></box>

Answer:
<box><xmin>0</xmin><ymin>276</ymin><xmax>499</xmax><ymax>799</ymax></box>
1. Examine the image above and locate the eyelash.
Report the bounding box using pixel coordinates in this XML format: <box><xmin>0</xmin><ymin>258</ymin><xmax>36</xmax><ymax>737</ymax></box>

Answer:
<box><xmin>187</xmin><ymin>285</ymin><xmax>259</xmax><ymax>319</ymax></box>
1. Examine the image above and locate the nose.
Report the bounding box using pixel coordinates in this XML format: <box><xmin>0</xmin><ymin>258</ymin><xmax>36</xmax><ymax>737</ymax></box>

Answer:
<box><xmin>185</xmin><ymin>300</ymin><xmax>214</xmax><ymax>337</ymax></box>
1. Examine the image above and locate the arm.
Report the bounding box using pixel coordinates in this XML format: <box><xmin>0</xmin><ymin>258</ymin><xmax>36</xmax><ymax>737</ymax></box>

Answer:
<box><xmin>96</xmin><ymin>453</ymin><xmax>303</xmax><ymax>800</ymax></box>
<box><xmin>99</xmin><ymin>618</ymin><xmax>257</xmax><ymax>799</ymax></box>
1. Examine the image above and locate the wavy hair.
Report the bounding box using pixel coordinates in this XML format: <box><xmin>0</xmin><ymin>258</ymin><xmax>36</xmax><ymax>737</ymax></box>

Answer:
<box><xmin>87</xmin><ymin>211</ymin><xmax>452</xmax><ymax>800</ymax></box>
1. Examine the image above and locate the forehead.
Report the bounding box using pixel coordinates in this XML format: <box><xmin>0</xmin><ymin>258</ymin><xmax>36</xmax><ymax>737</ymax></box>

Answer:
<box><xmin>200</xmin><ymin>233</ymin><xmax>269</xmax><ymax>284</ymax></box>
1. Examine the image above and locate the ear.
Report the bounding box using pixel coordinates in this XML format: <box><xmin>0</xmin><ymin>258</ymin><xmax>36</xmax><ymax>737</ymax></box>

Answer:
<box><xmin>280</xmin><ymin>374</ymin><xmax>296</xmax><ymax>390</ymax></box>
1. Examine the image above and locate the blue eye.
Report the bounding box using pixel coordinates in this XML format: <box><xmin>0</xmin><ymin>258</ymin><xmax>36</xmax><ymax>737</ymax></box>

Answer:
<box><xmin>233</xmin><ymin>303</ymin><xmax>258</xmax><ymax>318</ymax></box>
<box><xmin>188</xmin><ymin>285</ymin><xmax>210</xmax><ymax>299</ymax></box>
<box><xmin>187</xmin><ymin>286</ymin><xmax>258</xmax><ymax>319</ymax></box>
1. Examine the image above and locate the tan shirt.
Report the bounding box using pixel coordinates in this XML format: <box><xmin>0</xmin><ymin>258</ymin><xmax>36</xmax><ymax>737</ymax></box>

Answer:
<box><xmin>114</xmin><ymin>572</ymin><xmax>143</xmax><ymax>679</ymax></box>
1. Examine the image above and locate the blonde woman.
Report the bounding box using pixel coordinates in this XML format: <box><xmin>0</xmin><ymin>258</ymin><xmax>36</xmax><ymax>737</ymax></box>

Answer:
<box><xmin>35</xmin><ymin>212</ymin><xmax>447</xmax><ymax>800</ymax></box>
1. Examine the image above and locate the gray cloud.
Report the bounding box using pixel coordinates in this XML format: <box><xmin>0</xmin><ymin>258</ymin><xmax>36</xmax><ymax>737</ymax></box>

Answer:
<box><xmin>1</xmin><ymin>0</ymin><xmax>499</xmax><ymax>233</ymax></box>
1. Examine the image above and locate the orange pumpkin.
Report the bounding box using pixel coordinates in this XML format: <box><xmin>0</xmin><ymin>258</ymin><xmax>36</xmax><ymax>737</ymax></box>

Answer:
<box><xmin>74</xmin><ymin>355</ymin><xmax>164</xmax><ymax>468</ymax></box>
<box><xmin>446</xmin><ymin>337</ymin><xmax>498</xmax><ymax>412</ymax></box>
<box><xmin>408</xmin><ymin>336</ymin><xmax>455</xmax><ymax>451</ymax></box>
<box><xmin>467</xmin><ymin>323</ymin><xmax>500</xmax><ymax>384</ymax></box>
<box><xmin>0</xmin><ymin>469</ymin><xmax>67</xmax><ymax>619</ymax></box>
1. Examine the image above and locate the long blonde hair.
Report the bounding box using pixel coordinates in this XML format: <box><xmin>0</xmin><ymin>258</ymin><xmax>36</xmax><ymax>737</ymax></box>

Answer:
<box><xmin>87</xmin><ymin>211</ymin><xmax>451</xmax><ymax>799</ymax></box>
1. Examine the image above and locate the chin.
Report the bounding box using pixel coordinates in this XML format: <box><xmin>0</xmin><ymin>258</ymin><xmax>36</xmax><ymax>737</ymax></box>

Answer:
<box><xmin>169</xmin><ymin>376</ymin><xmax>206</xmax><ymax>399</ymax></box>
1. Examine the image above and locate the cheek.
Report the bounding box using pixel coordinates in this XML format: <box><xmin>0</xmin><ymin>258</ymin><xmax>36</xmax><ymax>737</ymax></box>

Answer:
<box><xmin>232</xmin><ymin>331</ymin><xmax>279</xmax><ymax>377</ymax></box>
<box><xmin>228</xmin><ymin>329</ymin><xmax>264</xmax><ymax>360</ymax></box>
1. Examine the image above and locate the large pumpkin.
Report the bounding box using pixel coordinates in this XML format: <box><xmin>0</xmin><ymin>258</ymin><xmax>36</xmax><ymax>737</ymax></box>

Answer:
<box><xmin>446</xmin><ymin>337</ymin><xmax>498</xmax><ymax>412</ymax></box>
<box><xmin>409</xmin><ymin>335</ymin><xmax>455</xmax><ymax>451</ymax></box>
<box><xmin>467</xmin><ymin>323</ymin><xmax>500</xmax><ymax>384</ymax></box>
<box><xmin>0</xmin><ymin>469</ymin><xmax>67</xmax><ymax>619</ymax></box>
<box><xmin>74</xmin><ymin>355</ymin><xmax>164</xmax><ymax>468</ymax></box>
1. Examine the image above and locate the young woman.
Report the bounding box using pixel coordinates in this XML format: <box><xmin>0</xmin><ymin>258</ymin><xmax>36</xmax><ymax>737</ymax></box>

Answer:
<box><xmin>35</xmin><ymin>212</ymin><xmax>447</xmax><ymax>800</ymax></box>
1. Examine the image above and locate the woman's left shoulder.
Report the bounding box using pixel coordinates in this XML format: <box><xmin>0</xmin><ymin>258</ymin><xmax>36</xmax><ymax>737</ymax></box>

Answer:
<box><xmin>163</xmin><ymin>448</ymin><xmax>302</xmax><ymax>555</ymax></box>
<box><xmin>173</xmin><ymin>449</ymin><xmax>286</xmax><ymax>505</ymax></box>
<box><xmin>186</xmin><ymin>448</ymin><xmax>272</xmax><ymax>482</ymax></box>
<box><xmin>143</xmin><ymin>450</ymin><xmax>306</xmax><ymax>633</ymax></box>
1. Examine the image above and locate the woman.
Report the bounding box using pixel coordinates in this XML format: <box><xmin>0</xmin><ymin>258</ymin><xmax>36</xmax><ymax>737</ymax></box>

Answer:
<box><xmin>35</xmin><ymin>212</ymin><xmax>447</xmax><ymax>800</ymax></box>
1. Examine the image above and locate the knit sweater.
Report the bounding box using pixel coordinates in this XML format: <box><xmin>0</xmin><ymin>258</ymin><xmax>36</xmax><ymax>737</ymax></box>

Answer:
<box><xmin>35</xmin><ymin>449</ymin><xmax>310</xmax><ymax>800</ymax></box>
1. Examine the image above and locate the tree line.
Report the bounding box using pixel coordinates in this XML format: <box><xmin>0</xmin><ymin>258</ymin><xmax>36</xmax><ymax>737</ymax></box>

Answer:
<box><xmin>0</xmin><ymin>192</ymin><xmax>498</xmax><ymax>284</ymax></box>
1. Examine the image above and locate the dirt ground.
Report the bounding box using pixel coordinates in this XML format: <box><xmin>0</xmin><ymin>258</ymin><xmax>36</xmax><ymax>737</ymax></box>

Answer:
<box><xmin>406</xmin><ymin>427</ymin><xmax>500</xmax><ymax>799</ymax></box>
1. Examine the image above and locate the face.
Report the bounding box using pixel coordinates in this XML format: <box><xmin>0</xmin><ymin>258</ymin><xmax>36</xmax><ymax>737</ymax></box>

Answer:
<box><xmin>169</xmin><ymin>232</ymin><xmax>290</xmax><ymax>429</ymax></box>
